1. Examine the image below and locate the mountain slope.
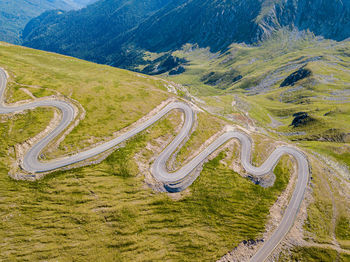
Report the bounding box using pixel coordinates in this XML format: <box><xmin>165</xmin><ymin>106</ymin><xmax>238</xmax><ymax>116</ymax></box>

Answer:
<box><xmin>257</xmin><ymin>0</ymin><xmax>350</xmax><ymax>41</ymax></box>
<box><xmin>164</xmin><ymin>32</ymin><xmax>350</xmax><ymax>260</ymax></box>
<box><xmin>0</xmin><ymin>41</ymin><xmax>296</xmax><ymax>261</ymax></box>
<box><xmin>63</xmin><ymin>0</ymin><xmax>98</xmax><ymax>9</ymax></box>
<box><xmin>22</xmin><ymin>0</ymin><xmax>350</xmax><ymax>69</ymax></box>
<box><xmin>22</xmin><ymin>0</ymin><xmax>174</xmax><ymax>62</ymax></box>
<box><xmin>0</xmin><ymin>0</ymin><xmax>95</xmax><ymax>44</ymax></box>
<box><xmin>165</xmin><ymin>30</ymin><xmax>350</xmax><ymax>168</ymax></box>
<box><xmin>118</xmin><ymin>0</ymin><xmax>261</xmax><ymax>52</ymax></box>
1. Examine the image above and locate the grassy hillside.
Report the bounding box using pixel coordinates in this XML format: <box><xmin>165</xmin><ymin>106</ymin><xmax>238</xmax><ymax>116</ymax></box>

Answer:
<box><xmin>167</xmin><ymin>31</ymin><xmax>350</xmax><ymax>166</ymax></box>
<box><xmin>279</xmin><ymin>246</ymin><xmax>350</xmax><ymax>261</ymax></box>
<box><xmin>0</xmin><ymin>43</ymin><xmax>294</xmax><ymax>261</ymax></box>
<box><xmin>161</xmin><ymin>30</ymin><xmax>350</xmax><ymax>259</ymax></box>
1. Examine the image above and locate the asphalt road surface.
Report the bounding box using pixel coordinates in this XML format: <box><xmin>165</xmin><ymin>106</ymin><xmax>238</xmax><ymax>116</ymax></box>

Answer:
<box><xmin>0</xmin><ymin>68</ymin><xmax>309</xmax><ymax>261</ymax></box>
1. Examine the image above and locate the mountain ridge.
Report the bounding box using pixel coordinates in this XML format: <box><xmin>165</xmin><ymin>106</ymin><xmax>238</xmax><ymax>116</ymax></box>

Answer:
<box><xmin>22</xmin><ymin>0</ymin><xmax>350</xmax><ymax>71</ymax></box>
<box><xmin>0</xmin><ymin>0</ymin><xmax>97</xmax><ymax>44</ymax></box>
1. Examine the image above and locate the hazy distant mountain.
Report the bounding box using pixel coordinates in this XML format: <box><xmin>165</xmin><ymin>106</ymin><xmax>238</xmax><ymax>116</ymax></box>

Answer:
<box><xmin>22</xmin><ymin>0</ymin><xmax>350</xmax><ymax>69</ymax></box>
<box><xmin>0</xmin><ymin>0</ymin><xmax>97</xmax><ymax>44</ymax></box>
<box><xmin>63</xmin><ymin>0</ymin><xmax>98</xmax><ymax>9</ymax></box>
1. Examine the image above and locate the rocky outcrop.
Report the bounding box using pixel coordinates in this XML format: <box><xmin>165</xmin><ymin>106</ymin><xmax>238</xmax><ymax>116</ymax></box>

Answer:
<box><xmin>280</xmin><ymin>67</ymin><xmax>312</xmax><ymax>87</ymax></box>
<box><xmin>291</xmin><ymin>112</ymin><xmax>313</xmax><ymax>127</ymax></box>
<box><xmin>256</xmin><ymin>0</ymin><xmax>350</xmax><ymax>42</ymax></box>
<box><xmin>141</xmin><ymin>55</ymin><xmax>187</xmax><ymax>75</ymax></box>
<box><xmin>169</xmin><ymin>66</ymin><xmax>185</xmax><ymax>76</ymax></box>
<box><xmin>200</xmin><ymin>70</ymin><xmax>243</xmax><ymax>89</ymax></box>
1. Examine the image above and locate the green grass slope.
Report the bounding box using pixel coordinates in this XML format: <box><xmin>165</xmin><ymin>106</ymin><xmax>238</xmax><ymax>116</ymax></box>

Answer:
<box><xmin>167</xmin><ymin>30</ymin><xmax>350</xmax><ymax>167</ymax></box>
<box><xmin>161</xmin><ymin>30</ymin><xmax>350</xmax><ymax>258</ymax></box>
<box><xmin>0</xmin><ymin>42</ymin><xmax>293</xmax><ymax>261</ymax></box>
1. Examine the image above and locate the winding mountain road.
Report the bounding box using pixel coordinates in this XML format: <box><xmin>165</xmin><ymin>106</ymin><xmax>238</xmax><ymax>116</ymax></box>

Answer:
<box><xmin>0</xmin><ymin>68</ymin><xmax>309</xmax><ymax>261</ymax></box>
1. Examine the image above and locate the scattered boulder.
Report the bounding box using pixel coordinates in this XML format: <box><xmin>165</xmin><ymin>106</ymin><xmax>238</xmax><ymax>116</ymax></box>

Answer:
<box><xmin>247</xmin><ymin>172</ymin><xmax>276</xmax><ymax>188</ymax></box>
<box><xmin>242</xmin><ymin>238</ymin><xmax>264</xmax><ymax>246</ymax></box>
<box><xmin>280</xmin><ymin>67</ymin><xmax>312</xmax><ymax>87</ymax></box>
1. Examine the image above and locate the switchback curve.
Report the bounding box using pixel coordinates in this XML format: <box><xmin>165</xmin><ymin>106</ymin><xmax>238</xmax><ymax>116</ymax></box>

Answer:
<box><xmin>0</xmin><ymin>68</ymin><xmax>309</xmax><ymax>261</ymax></box>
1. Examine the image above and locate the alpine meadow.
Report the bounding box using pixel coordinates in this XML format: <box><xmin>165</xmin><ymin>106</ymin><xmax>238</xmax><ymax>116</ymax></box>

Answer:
<box><xmin>0</xmin><ymin>0</ymin><xmax>349</xmax><ymax>261</ymax></box>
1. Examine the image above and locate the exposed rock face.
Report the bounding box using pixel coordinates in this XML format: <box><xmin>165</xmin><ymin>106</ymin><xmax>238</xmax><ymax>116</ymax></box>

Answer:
<box><xmin>291</xmin><ymin>112</ymin><xmax>313</xmax><ymax>127</ymax></box>
<box><xmin>169</xmin><ymin>66</ymin><xmax>185</xmax><ymax>76</ymax></box>
<box><xmin>141</xmin><ymin>55</ymin><xmax>187</xmax><ymax>75</ymax></box>
<box><xmin>200</xmin><ymin>70</ymin><xmax>243</xmax><ymax>88</ymax></box>
<box><xmin>280</xmin><ymin>67</ymin><xmax>312</xmax><ymax>87</ymax></box>
<box><xmin>315</xmin><ymin>129</ymin><xmax>349</xmax><ymax>143</ymax></box>
<box><xmin>258</xmin><ymin>0</ymin><xmax>350</xmax><ymax>42</ymax></box>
